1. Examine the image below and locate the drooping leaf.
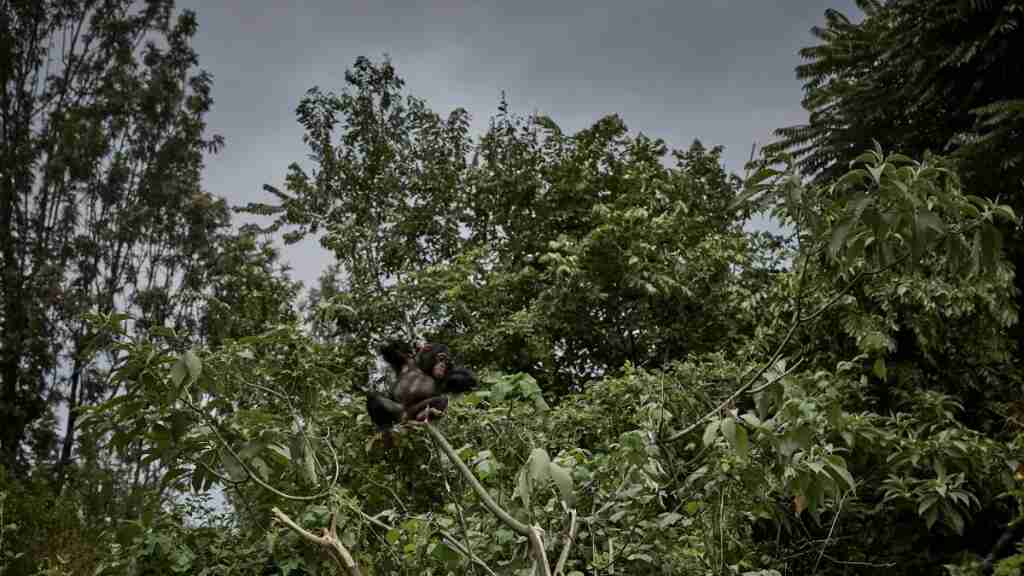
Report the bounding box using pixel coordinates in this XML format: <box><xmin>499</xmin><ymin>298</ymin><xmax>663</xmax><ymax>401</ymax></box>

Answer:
<box><xmin>170</xmin><ymin>358</ymin><xmax>188</xmax><ymax>387</ymax></box>
<box><xmin>529</xmin><ymin>448</ymin><xmax>551</xmax><ymax>483</ymax></box>
<box><xmin>702</xmin><ymin>419</ymin><xmax>721</xmax><ymax>447</ymax></box>
<box><xmin>829</xmin><ymin>217</ymin><xmax>856</xmax><ymax>258</ymax></box>
<box><xmin>183</xmin><ymin>349</ymin><xmax>202</xmax><ymax>382</ymax></box>
<box><xmin>517</xmin><ymin>468</ymin><xmax>532</xmax><ymax>510</ymax></box>
<box><xmin>872</xmin><ymin>357</ymin><xmax>887</xmax><ymax>381</ymax></box>
<box><xmin>221</xmin><ymin>449</ymin><xmax>247</xmax><ymax>483</ymax></box>
<box><xmin>549</xmin><ymin>462</ymin><xmax>575</xmax><ymax>507</ymax></box>
<box><xmin>732</xmin><ymin>425</ymin><xmax>749</xmax><ymax>459</ymax></box>
<box><xmin>720</xmin><ymin>417</ymin><xmax>737</xmax><ymax>447</ymax></box>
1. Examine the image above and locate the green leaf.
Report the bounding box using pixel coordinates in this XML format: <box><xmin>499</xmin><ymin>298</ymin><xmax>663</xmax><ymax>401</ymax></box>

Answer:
<box><xmin>432</xmin><ymin>541</ymin><xmax>461</xmax><ymax>564</ymax></box>
<box><xmin>969</xmin><ymin>228</ymin><xmax>983</xmax><ymax>276</ymax></box>
<box><xmin>170</xmin><ymin>544</ymin><xmax>195</xmax><ymax>573</ymax></box>
<box><xmin>656</xmin><ymin>512</ymin><xmax>683</xmax><ymax>528</ymax></box>
<box><xmin>529</xmin><ymin>448</ymin><xmax>551</xmax><ymax>483</ymax></box>
<box><xmin>183</xmin><ymin>349</ymin><xmax>202</xmax><ymax>382</ymax></box>
<box><xmin>867</xmin><ymin>163</ymin><xmax>885</xmax><ymax>184</ymax></box>
<box><xmin>250</xmin><ymin>457</ymin><xmax>269</xmax><ymax>481</ymax></box>
<box><xmin>835</xmin><ymin>168</ymin><xmax>869</xmax><ymax>188</ymax></box>
<box><xmin>729</xmin><ymin>185</ymin><xmax>766</xmax><ymax>210</ymax></box>
<box><xmin>221</xmin><ymin>450</ymin><xmax>247</xmax><ymax>482</ymax></box>
<box><xmin>945</xmin><ymin>506</ymin><xmax>965</xmax><ymax>535</ymax></box>
<box><xmin>808</xmin><ymin>478</ymin><xmax>826</xmax><ymax>515</ymax></box>
<box><xmin>266</xmin><ymin>531</ymin><xmax>277</xmax><ymax>554</ymax></box>
<box><xmin>303</xmin><ymin>440</ymin><xmax>317</xmax><ymax>485</ymax></box>
<box><xmin>779</xmin><ymin>427</ymin><xmax>811</xmax><ymax>457</ymax></box>
<box><xmin>170</xmin><ymin>358</ymin><xmax>188</xmax><ymax>387</ymax></box>
<box><xmin>702</xmin><ymin>419</ymin><xmax>721</xmax><ymax>447</ymax></box>
<box><xmin>266</xmin><ymin>443</ymin><xmax>291</xmax><ymax>462</ymax></box>
<box><xmin>872</xmin><ymin>357</ymin><xmax>887</xmax><ymax>381</ymax></box>
<box><xmin>720</xmin><ymin>417</ymin><xmax>737</xmax><ymax>447</ymax></box>
<box><xmin>825</xmin><ymin>456</ymin><xmax>856</xmax><ymax>491</ymax></box>
<box><xmin>289</xmin><ymin>434</ymin><xmax>304</xmax><ymax>463</ymax></box>
<box><xmin>851</xmin><ymin>152</ymin><xmax>878</xmax><ymax>167</ymax></box>
<box><xmin>995</xmin><ymin>204</ymin><xmax>1017</xmax><ymax>223</ymax></box>
<box><xmin>549</xmin><ymin>462</ymin><xmax>575</xmax><ymax>507</ymax></box>
<box><xmin>191</xmin><ymin>467</ymin><xmax>206</xmax><ymax>493</ymax></box>
<box><xmin>829</xmin><ymin>217</ymin><xmax>856</xmax><ymax>258</ymax></box>
<box><xmin>981</xmin><ymin>225</ymin><xmax>1001</xmax><ymax>272</ymax></box>
<box><xmin>532</xmin><ymin>394</ymin><xmax>551</xmax><ymax>412</ymax></box>
<box><xmin>517</xmin><ymin>468</ymin><xmax>531</xmax><ymax>510</ymax></box>
<box><xmin>918</xmin><ymin>495</ymin><xmax>939</xmax><ymax>517</ymax></box>
<box><xmin>848</xmin><ymin>193</ymin><xmax>872</xmax><ymax>218</ymax></box>
<box><xmin>733</xmin><ymin>425</ymin><xmax>749</xmax><ymax>459</ymax></box>
<box><xmin>740</xmin><ymin>413</ymin><xmax>762</xmax><ymax>428</ymax></box>
<box><xmin>917</xmin><ymin>210</ymin><xmax>944</xmax><ymax>234</ymax></box>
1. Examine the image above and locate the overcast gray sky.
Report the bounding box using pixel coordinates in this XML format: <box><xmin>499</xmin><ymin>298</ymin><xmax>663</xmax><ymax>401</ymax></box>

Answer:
<box><xmin>174</xmin><ymin>0</ymin><xmax>858</xmax><ymax>290</ymax></box>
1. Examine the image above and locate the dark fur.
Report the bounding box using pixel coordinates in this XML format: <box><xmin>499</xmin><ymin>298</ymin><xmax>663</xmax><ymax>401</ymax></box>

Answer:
<box><xmin>366</xmin><ymin>340</ymin><xmax>477</xmax><ymax>447</ymax></box>
<box><xmin>414</xmin><ymin>342</ymin><xmax>478</xmax><ymax>394</ymax></box>
<box><xmin>982</xmin><ymin>520</ymin><xmax>1024</xmax><ymax>574</ymax></box>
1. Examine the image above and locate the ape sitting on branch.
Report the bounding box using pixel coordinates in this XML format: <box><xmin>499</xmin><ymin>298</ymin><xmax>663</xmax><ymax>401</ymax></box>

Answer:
<box><xmin>366</xmin><ymin>340</ymin><xmax>477</xmax><ymax>448</ymax></box>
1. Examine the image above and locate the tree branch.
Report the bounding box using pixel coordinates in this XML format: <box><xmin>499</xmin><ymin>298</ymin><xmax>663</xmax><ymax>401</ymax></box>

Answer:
<box><xmin>184</xmin><ymin>393</ymin><xmax>340</xmax><ymax>501</ymax></box>
<box><xmin>421</xmin><ymin>421</ymin><xmax>553</xmax><ymax>576</ymax></box>
<box><xmin>663</xmin><ymin>252</ymin><xmax>906</xmax><ymax>445</ymax></box>
<box><xmin>554</xmin><ymin>508</ymin><xmax>579</xmax><ymax>576</ymax></box>
<box><xmin>271</xmin><ymin>508</ymin><xmax>363</xmax><ymax>576</ymax></box>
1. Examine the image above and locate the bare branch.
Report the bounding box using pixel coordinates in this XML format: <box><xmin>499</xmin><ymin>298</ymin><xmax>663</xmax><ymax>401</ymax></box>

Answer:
<box><xmin>271</xmin><ymin>508</ymin><xmax>363</xmax><ymax>576</ymax></box>
<box><xmin>438</xmin><ymin>530</ymin><xmax>499</xmax><ymax>576</ymax></box>
<box><xmin>554</xmin><ymin>508</ymin><xmax>579</xmax><ymax>576</ymax></box>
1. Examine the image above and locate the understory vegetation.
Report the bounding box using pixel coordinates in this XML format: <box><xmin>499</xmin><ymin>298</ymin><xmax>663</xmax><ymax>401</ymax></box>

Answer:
<box><xmin>2</xmin><ymin>0</ymin><xmax>1023</xmax><ymax>574</ymax></box>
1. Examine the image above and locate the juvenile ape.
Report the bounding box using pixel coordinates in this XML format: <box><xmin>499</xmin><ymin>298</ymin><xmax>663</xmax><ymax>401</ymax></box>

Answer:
<box><xmin>366</xmin><ymin>340</ymin><xmax>477</xmax><ymax>448</ymax></box>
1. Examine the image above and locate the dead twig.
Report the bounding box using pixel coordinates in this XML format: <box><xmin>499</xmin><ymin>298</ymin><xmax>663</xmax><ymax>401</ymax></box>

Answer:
<box><xmin>271</xmin><ymin>507</ymin><xmax>363</xmax><ymax>576</ymax></box>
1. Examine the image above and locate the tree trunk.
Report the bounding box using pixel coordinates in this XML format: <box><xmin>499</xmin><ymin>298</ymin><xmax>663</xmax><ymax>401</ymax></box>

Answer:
<box><xmin>54</xmin><ymin>358</ymin><xmax>84</xmax><ymax>490</ymax></box>
<box><xmin>0</xmin><ymin>107</ymin><xmax>30</xmax><ymax>474</ymax></box>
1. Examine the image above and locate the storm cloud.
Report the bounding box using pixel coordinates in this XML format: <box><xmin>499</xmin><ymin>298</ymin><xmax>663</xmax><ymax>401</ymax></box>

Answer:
<box><xmin>174</xmin><ymin>0</ymin><xmax>859</xmax><ymax>288</ymax></box>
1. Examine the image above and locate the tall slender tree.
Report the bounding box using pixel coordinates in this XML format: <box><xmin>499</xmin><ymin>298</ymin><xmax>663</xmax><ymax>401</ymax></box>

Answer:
<box><xmin>0</xmin><ymin>0</ymin><xmax>228</xmax><ymax>477</ymax></box>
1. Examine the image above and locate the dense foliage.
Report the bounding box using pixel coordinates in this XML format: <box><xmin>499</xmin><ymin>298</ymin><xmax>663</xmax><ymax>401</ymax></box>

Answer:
<box><xmin>764</xmin><ymin>0</ymin><xmax>1024</xmax><ymax>355</ymax></box>
<box><xmin>2</xmin><ymin>1</ymin><xmax>1024</xmax><ymax>575</ymax></box>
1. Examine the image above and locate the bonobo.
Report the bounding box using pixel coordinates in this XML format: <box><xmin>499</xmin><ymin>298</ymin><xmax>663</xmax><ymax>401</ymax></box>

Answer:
<box><xmin>366</xmin><ymin>340</ymin><xmax>477</xmax><ymax>448</ymax></box>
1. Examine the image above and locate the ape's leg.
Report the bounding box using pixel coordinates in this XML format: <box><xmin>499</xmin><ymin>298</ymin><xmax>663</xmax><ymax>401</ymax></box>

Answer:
<box><xmin>367</xmin><ymin>393</ymin><xmax>403</xmax><ymax>429</ymax></box>
<box><xmin>367</xmin><ymin>393</ymin><xmax>404</xmax><ymax>449</ymax></box>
